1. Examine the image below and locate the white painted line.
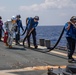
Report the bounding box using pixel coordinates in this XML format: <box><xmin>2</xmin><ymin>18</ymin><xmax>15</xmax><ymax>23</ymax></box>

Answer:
<box><xmin>38</xmin><ymin>45</ymin><xmax>47</xmax><ymax>49</ymax></box>
<box><xmin>51</xmin><ymin>50</ymin><xmax>76</xmax><ymax>58</ymax></box>
<box><xmin>31</xmin><ymin>45</ymin><xmax>47</xmax><ymax>49</ymax></box>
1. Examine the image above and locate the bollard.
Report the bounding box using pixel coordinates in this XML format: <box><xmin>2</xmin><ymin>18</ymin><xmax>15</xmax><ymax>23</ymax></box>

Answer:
<box><xmin>39</xmin><ymin>39</ymin><xmax>45</xmax><ymax>46</ymax></box>
<box><xmin>45</xmin><ymin>39</ymin><xmax>51</xmax><ymax>48</ymax></box>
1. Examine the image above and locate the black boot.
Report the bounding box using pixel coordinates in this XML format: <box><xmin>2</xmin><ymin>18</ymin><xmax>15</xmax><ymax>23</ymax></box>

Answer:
<box><xmin>34</xmin><ymin>45</ymin><xmax>38</xmax><ymax>49</ymax></box>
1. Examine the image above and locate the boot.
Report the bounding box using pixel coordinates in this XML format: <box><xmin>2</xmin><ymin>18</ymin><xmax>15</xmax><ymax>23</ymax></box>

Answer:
<box><xmin>9</xmin><ymin>45</ymin><xmax>12</xmax><ymax>48</ymax></box>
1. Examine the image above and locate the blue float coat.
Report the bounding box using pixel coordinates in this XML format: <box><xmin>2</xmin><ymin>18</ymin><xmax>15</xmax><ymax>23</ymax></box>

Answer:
<box><xmin>64</xmin><ymin>22</ymin><xmax>76</xmax><ymax>40</ymax></box>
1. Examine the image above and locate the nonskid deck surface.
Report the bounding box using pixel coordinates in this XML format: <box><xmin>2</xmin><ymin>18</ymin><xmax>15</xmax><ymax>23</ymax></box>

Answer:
<box><xmin>0</xmin><ymin>41</ymin><xmax>76</xmax><ymax>75</ymax></box>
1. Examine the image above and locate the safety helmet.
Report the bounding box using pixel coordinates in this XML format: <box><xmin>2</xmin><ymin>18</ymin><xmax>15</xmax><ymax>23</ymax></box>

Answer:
<box><xmin>11</xmin><ymin>16</ymin><xmax>16</xmax><ymax>20</ymax></box>
<box><xmin>34</xmin><ymin>16</ymin><xmax>39</xmax><ymax>20</ymax></box>
<box><xmin>16</xmin><ymin>15</ymin><xmax>21</xmax><ymax>18</ymax></box>
<box><xmin>0</xmin><ymin>16</ymin><xmax>2</xmax><ymax>19</ymax></box>
<box><xmin>70</xmin><ymin>16</ymin><xmax>76</xmax><ymax>21</ymax></box>
<box><xmin>7</xmin><ymin>19</ymin><xmax>11</xmax><ymax>22</ymax></box>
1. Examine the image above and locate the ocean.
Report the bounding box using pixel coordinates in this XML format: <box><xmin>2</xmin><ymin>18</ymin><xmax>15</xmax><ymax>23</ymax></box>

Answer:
<box><xmin>21</xmin><ymin>26</ymin><xmax>67</xmax><ymax>47</ymax></box>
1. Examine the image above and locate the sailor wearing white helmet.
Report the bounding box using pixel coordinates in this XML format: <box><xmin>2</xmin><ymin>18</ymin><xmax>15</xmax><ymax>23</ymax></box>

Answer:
<box><xmin>3</xmin><ymin>16</ymin><xmax>18</xmax><ymax>48</ymax></box>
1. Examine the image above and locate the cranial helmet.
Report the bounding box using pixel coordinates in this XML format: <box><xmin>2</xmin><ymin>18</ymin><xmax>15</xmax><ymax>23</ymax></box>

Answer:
<box><xmin>70</xmin><ymin>16</ymin><xmax>76</xmax><ymax>21</ymax></box>
<box><xmin>11</xmin><ymin>16</ymin><xmax>16</xmax><ymax>20</ymax></box>
<box><xmin>16</xmin><ymin>15</ymin><xmax>21</xmax><ymax>18</ymax></box>
<box><xmin>34</xmin><ymin>16</ymin><xmax>39</xmax><ymax>20</ymax></box>
<box><xmin>7</xmin><ymin>19</ymin><xmax>11</xmax><ymax>22</ymax></box>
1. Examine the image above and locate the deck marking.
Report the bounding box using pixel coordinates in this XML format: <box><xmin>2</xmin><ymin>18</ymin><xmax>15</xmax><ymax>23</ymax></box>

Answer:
<box><xmin>51</xmin><ymin>50</ymin><xmax>76</xmax><ymax>58</ymax></box>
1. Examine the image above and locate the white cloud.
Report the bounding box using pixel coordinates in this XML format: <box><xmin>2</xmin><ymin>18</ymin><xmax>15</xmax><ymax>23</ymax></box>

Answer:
<box><xmin>44</xmin><ymin>0</ymin><xmax>75</xmax><ymax>8</ymax></box>
<box><xmin>19</xmin><ymin>4</ymin><xmax>39</xmax><ymax>11</ymax></box>
<box><xmin>0</xmin><ymin>6</ymin><xmax>5</xmax><ymax>11</ymax></box>
<box><xmin>19</xmin><ymin>0</ymin><xmax>76</xmax><ymax>11</ymax></box>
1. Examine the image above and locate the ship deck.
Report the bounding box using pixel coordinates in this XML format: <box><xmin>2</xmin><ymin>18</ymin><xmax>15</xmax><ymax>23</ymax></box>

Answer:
<box><xmin>0</xmin><ymin>41</ymin><xmax>76</xmax><ymax>75</ymax></box>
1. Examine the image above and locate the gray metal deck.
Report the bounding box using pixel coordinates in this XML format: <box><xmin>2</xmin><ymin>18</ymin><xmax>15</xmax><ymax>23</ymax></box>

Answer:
<box><xmin>0</xmin><ymin>41</ymin><xmax>76</xmax><ymax>75</ymax></box>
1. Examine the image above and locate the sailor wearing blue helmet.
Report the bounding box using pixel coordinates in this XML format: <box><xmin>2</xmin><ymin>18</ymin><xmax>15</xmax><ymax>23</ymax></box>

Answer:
<box><xmin>25</xmin><ymin>16</ymin><xmax>39</xmax><ymax>49</ymax></box>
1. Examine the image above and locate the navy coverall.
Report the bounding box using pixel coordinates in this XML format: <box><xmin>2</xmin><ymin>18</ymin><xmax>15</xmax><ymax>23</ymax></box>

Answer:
<box><xmin>26</xmin><ymin>18</ymin><xmax>38</xmax><ymax>47</ymax></box>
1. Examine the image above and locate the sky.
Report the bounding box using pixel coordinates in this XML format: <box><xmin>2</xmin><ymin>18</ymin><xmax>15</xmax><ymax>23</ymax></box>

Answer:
<box><xmin>0</xmin><ymin>0</ymin><xmax>76</xmax><ymax>26</ymax></box>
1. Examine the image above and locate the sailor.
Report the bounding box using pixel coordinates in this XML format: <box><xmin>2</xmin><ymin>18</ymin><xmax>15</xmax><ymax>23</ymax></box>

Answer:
<box><xmin>0</xmin><ymin>16</ymin><xmax>3</xmax><ymax>41</ymax></box>
<box><xmin>4</xmin><ymin>16</ymin><xmax>18</xmax><ymax>48</ymax></box>
<box><xmin>15</xmin><ymin>15</ymin><xmax>24</xmax><ymax>45</ymax></box>
<box><xmin>25</xmin><ymin>16</ymin><xmax>39</xmax><ymax>49</ymax></box>
<box><xmin>64</xmin><ymin>16</ymin><xmax>76</xmax><ymax>63</ymax></box>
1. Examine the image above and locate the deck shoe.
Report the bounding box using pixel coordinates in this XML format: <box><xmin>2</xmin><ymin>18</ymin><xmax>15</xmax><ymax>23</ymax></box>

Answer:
<box><xmin>16</xmin><ymin>42</ymin><xmax>20</xmax><ymax>45</ymax></box>
<box><xmin>9</xmin><ymin>45</ymin><xmax>12</xmax><ymax>48</ymax></box>
<box><xmin>5</xmin><ymin>43</ymin><xmax>8</xmax><ymax>46</ymax></box>
<box><xmin>71</xmin><ymin>57</ymin><xmax>75</xmax><ymax>61</ymax></box>
<box><xmin>68</xmin><ymin>58</ymin><xmax>76</xmax><ymax>63</ymax></box>
<box><xmin>34</xmin><ymin>46</ymin><xmax>38</xmax><ymax>49</ymax></box>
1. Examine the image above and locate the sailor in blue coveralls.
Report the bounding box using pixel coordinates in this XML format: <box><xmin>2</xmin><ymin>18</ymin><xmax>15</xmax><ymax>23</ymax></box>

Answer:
<box><xmin>26</xmin><ymin>16</ymin><xmax>39</xmax><ymax>49</ymax></box>
<box><xmin>64</xmin><ymin>16</ymin><xmax>76</xmax><ymax>63</ymax></box>
<box><xmin>16</xmin><ymin>15</ymin><xmax>24</xmax><ymax>45</ymax></box>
